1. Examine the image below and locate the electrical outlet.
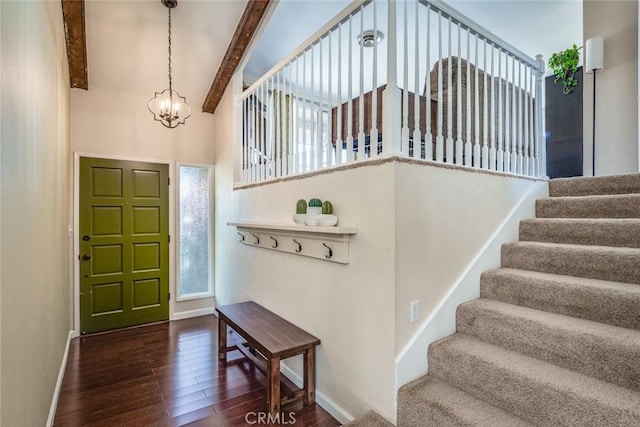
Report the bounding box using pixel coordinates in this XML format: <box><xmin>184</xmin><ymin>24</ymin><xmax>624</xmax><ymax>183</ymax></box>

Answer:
<box><xmin>410</xmin><ymin>300</ymin><xmax>419</xmax><ymax>323</ymax></box>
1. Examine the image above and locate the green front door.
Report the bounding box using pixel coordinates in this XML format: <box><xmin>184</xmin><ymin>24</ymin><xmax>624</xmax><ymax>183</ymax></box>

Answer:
<box><xmin>79</xmin><ymin>157</ymin><xmax>169</xmax><ymax>334</ymax></box>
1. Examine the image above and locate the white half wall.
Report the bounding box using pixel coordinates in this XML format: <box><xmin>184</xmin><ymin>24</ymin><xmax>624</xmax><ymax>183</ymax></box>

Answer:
<box><xmin>213</xmin><ymin>87</ymin><xmax>397</xmax><ymax>422</ymax></box>
<box><xmin>394</xmin><ymin>168</ymin><xmax>548</xmax><ymax>387</ymax></box>
<box><xmin>583</xmin><ymin>0</ymin><xmax>639</xmax><ymax>176</ymax></box>
<box><xmin>1</xmin><ymin>2</ymin><xmax>72</xmax><ymax>425</ymax></box>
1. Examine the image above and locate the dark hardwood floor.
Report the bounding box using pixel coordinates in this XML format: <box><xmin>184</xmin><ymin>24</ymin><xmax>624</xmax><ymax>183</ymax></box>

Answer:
<box><xmin>54</xmin><ymin>315</ymin><xmax>341</xmax><ymax>426</ymax></box>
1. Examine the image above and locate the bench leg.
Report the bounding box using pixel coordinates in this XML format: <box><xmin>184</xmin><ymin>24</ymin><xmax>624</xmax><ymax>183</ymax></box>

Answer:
<box><xmin>303</xmin><ymin>348</ymin><xmax>316</xmax><ymax>405</ymax></box>
<box><xmin>218</xmin><ymin>316</ymin><xmax>227</xmax><ymax>363</ymax></box>
<box><xmin>267</xmin><ymin>356</ymin><xmax>281</xmax><ymax>416</ymax></box>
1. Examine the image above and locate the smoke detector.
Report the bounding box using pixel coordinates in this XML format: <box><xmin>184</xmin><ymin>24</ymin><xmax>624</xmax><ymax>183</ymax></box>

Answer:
<box><xmin>357</xmin><ymin>30</ymin><xmax>384</xmax><ymax>48</ymax></box>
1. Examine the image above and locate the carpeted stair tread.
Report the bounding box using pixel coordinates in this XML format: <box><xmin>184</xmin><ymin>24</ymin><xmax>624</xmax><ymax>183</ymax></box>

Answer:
<box><xmin>536</xmin><ymin>193</ymin><xmax>640</xmax><ymax>219</ymax></box>
<box><xmin>501</xmin><ymin>241</ymin><xmax>640</xmax><ymax>284</ymax></box>
<box><xmin>480</xmin><ymin>268</ymin><xmax>640</xmax><ymax>330</ymax></box>
<box><xmin>457</xmin><ymin>298</ymin><xmax>640</xmax><ymax>391</ymax></box>
<box><xmin>342</xmin><ymin>410</ymin><xmax>393</xmax><ymax>427</ymax></box>
<box><xmin>397</xmin><ymin>376</ymin><xmax>534</xmax><ymax>427</ymax></box>
<box><xmin>519</xmin><ymin>218</ymin><xmax>640</xmax><ymax>248</ymax></box>
<box><xmin>429</xmin><ymin>334</ymin><xmax>640</xmax><ymax>426</ymax></box>
<box><xmin>549</xmin><ymin>173</ymin><xmax>640</xmax><ymax>197</ymax></box>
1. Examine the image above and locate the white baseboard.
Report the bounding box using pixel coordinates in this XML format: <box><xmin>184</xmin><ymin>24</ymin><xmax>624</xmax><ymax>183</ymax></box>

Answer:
<box><xmin>279</xmin><ymin>362</ymin><xmax>353</xmax><ymax>425</ymax></box>
<box><xmin>172</xmin><ymin>307</ymin><xmax>215</xmax><ymax>320</ymax></box>
<box><xmin>47</xmin><ymin>330</ymin><xmax>74</xmax><ymax>427</ymax></box>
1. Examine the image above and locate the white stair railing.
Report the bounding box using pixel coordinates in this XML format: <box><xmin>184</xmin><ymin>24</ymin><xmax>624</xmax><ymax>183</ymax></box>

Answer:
<box><xmin>238</xmin><ymin>0</ymin><xmax>545</xmax><ymax>185</ymax></box>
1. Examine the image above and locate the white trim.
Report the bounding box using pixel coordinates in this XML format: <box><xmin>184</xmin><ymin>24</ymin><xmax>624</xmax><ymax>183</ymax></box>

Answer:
<box><xmin>176</xmin><ymin>162</ymin><xmax>215</xmax><ymax>302</ymax></box>
<box><xmin>46</xmin><ymin>330</ymin><xmax>74</xmax><ymax>427</ymax></box>
<box><xmin>172</xmin><ymin>307</ymin><xmax>215</xmax><ymax>321</ymax></box>
<box><xmin>394</xmin><ymin>180</ymin><xmax>548</xmax><ymax>388</ymax></box>
<box><xmin>73</xmin><ymin>152</ymin><xmax>175</xmax><ymax>333</ymax></box>
<box><xmin>279</xmin><ymin>363</ymin><xmax>353</xmax><ymax>425</ymax></box>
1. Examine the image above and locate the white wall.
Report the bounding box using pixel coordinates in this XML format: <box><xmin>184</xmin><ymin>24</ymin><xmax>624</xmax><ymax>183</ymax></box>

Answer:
<box><xmin>393</xmin><ymin>164</ymin><xmax>547</xmax><ymax>386</ymax></box>
<box><xmin>583</xmin><ymin>0</ymin><xmax>639</xmax><ymax>176</ymax></box>
<box><xmin>0</xmin><ymin>2</ymin><xmax>72</xmax><ymax>425</ymax></box>
<box><xmin>394</xmin><ymin>164</ymin><xmax>542</xmax><ymax>350</ymax></box>
<box><xmin>68</xmin><ymin>0</ymin><xmax>246</xmax><ymax>318</ymax></box>
<box><xmin>213</xmin><ymin>85</ymin><xmax>398</xmax><ymax>422</ymax></box>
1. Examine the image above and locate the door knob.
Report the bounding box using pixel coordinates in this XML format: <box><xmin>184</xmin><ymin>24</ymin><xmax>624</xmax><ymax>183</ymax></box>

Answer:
<box><xmin>82</xmin><ymin>254</ymin><xmax>91</xmax><ymax>261</ymax></box>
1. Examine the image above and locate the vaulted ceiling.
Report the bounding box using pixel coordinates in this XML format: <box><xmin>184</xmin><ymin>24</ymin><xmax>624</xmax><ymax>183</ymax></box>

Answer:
<box><xmin>63</xmin><ymin>0</ymin><xmax>582</xmax><ymax>116</ymax></box>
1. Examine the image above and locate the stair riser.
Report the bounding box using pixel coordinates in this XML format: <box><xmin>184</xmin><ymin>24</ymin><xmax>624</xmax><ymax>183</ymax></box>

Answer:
<box><xmin>519</xmin><ymin>220</ymin><xmax>640</xmax><ymax>248</ymax></box>
<box><xmin>480</xmin><ymin>271</ymin><xmax>640</xmax><ymax>331</ymax></box>
<box><xmin>549</xmin><ymin>174</ymin><xmax>640</xmax><ymax>197</ymax></box>
<box><xmin>429</xmin><ymin>342</ymin><xmax>640</xmax><ymax>426</ymax></box>
<box><xmin>501</xmin><ymin>245</ymin><xmax>640</xmax><ymax>285</ymax></box>
<box><xmin>536</xmin><ymin>195</ymin><xmax>640</xmax><ymax>219</ymax></box>
<box><xmin>457</xmin><ymin>304</ymin><xmax>640</xmax><ymax>391</ymax></box>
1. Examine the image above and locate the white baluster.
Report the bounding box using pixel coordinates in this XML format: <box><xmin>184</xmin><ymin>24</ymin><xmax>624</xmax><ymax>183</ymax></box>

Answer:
<box><xmin>517</xmin><ymin>60</ymin><xmax>523</xmax><ymax>174</ymax></box>
<box><xmin>529</xmin><ymin>66</ymin><xmax>536</xmax><ymax>175</ymax></box>
<box><xmin>301</xmin><ymin>52</ymin><xmax>308</xmax><ymax>173</ymax></box>
<box><xmin>286</xmin><ymin>64</ymin><xmax>292</xmax><ymax>175</ymax></box>
<box><xmin>455</xmin><ymin>24</ymin><xmax>462</xmax><ymax>165</ymax></box>
<box><xmin>358</xmin><ymin>5</ymin><xmax>366</xmax><ymax>160</ymax></box>
<box><xmin>523</xmin><ymin>64</ymin><xmax>530</xmax><ymax>176</ymax></box>
<box><xmin>256</xmin><ymin>86</ymin><xmax>261</xmax><ymax>180</ymax></box>
<box><xmin>497</xmin><ymin>49</ymin><xmax>503</xmax><ymax>172</ymax></box>
<box><xmin>370</xmin><ymin>0</ymin><xmax>379</xmax><ymax>158</ymax></box>
<box><xmin>293</xmin><ymin>58</ymin><xmax>299</xmax><ymax>174</ymax></box>
<box><xmin>319</xmin><ymin>40</ymin><xmax>325</xmax><ymax>168</ymax></box>
<box><xmin>511</xmin><ymin>55</ymin><xmax>517</xmax><ymax>173</ymax></box>
<box><xmin>473</xmin><ymin>34</ymin><xmax>480</xmax><ymax>167</ymax></box>
<box><xmin>464</xmin><ymin>28</ymin><xmax>471</xmax><ymax>167</ymax></box>
<box><xmin>424</xmin><ymin>4</ymin><xmax>433</xmax><ymax>161</ymax></box>
<box><xmin>275</xmin><ymin>73</ymin><xmax>281</xmax><ymax>177</ymax></box>
<box><xmin>336</xmin><ymin>23</ymin><xmax>344</xmax><ymax>166</ymax></box>
<box><xmin>435</xmin><ymin>11</ymin><xmax>444</xmax><ymax>162</ymax></box>
<box><xmin>401</xmin><ymin>0</ymin><xmax>410</xmax><ymax>157</ymax></box>
<box><xmin>347</xmin><ymin>17</ymin><xmax>355</xmax><ymax>163</ymax></box>
<box><xmin>413</xmin><ymin>0</ymin><xmax>421</xmax><ymax>159</ymax></box>
<box><xmin>268</xmin><ymin>76</ymin><xmax>273</xmax><ymax>178</ymax></box>
<box><xmin>311</xmin><ymin>44</ymin><xmax>318</xmax><ymax>170</ymax></box>
<box><xmin>489</xmin><ymin>44</ymin><xmax>496</xmax><ymax>170</ymax></box>
<box><xmin>536</xmin><ymin>54</ymin><xmax>545</xmax><ymax>177</ymax></box>
<box><xmin>252</xmin><ymin>91</ymin><xmax>257</xmax><ymax>182</ymax></box>
<box><xmin>504</xmin><ymin>54</ymin><xmax>510</xmax><ymax>173</ymax></box>
<box><xmin>482</xmin><ymin>38</ymin><xmax>488</xmax><ymax>169</ymax></box>
<box><xmin>446</xmin><ymin>17</ymin><xmax>453</xmax><ymax>163</ymax></box>
<box><xmin>327</xmin><ymin>33</ymin><xmax>333</xmax><ymax>167</ymax></box>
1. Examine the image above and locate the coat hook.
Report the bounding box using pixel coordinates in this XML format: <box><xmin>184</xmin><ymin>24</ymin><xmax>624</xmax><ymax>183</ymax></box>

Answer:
<box><xmin>237</xmin><ymin>232</ymin><xmax>245</xmax><ymax>242</ymax></box>
<box><xmin>252</xmin><ymin>233</ymin><xmax>260</xmax><ymax>245</ymax></box>
<box><xmin>270</xmin><ymin>236</ymin><xmax>278</xmax><ymax>249</ymax></box>
<box><xmin>293</xmin><ymin>239</ymin><xmax>302</xmax><ymax>253</ymax></box>
<box><xmin>323</xmin><ymin>242</ymin><xmax>333</xmax><ymax>259</ymax></box>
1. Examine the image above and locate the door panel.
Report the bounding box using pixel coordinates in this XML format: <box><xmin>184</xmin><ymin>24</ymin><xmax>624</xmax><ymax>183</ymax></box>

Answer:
<box><xmin>80</xmin><ymin>157</ymin><xmax>169</xmax><ymax>334</ymax></box>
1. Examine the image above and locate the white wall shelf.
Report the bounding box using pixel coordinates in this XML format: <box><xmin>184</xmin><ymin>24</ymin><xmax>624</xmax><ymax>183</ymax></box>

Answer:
<box><xmin>228</xmin><ymin>221</ymin><xmax>357</xmax><ymax>264</ymax></box>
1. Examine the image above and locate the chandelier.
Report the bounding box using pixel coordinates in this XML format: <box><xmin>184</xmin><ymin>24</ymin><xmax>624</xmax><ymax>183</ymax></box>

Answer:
<box><xmin>148</xmin><ymin>0</ymin><xmax>191</xmax><ymax>129</ymax></box>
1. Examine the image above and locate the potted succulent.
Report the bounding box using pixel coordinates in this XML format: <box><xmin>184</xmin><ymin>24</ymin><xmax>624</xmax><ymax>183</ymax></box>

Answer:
<box><xmin>548</xmin><ymin>44</ymin><xmax>582</xmax><ymax>95</ymax></box>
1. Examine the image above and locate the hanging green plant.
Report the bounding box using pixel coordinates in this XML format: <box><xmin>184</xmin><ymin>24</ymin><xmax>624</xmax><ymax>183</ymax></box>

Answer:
<box><xmin>548</xmin><ymin>44</ymin><xmax>582</xmax><ymax>95</ymax></box>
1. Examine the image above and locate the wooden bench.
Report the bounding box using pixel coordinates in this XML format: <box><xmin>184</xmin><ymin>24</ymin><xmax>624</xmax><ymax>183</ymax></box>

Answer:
<box><xmin>216</xmin><ymin>301</ymin><xmax>321</xmax><ymax>415</ymax></box>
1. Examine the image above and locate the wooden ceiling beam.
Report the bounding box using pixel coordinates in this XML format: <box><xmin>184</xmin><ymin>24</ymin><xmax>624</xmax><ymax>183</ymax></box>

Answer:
<box><xmin>202</xmin><ymin>0</ymin><xmax>271</xmax><ymax>114</ymax></box>
<box><xmin>61</xmin><ymin>0</ymin><xmax>88</xmax><ymax>89</ymax></box>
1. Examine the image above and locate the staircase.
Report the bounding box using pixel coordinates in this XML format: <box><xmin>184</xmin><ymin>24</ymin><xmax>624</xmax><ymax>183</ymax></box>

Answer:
<box><xmin>397</xmin><ymin>174</ymin><xmax>640</xmax><ymax>426</ymax></box>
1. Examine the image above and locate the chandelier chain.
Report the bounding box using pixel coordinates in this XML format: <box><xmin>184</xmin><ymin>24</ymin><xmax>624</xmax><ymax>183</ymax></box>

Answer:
<box><xmin>167</xmin><ymin>7</ymin><xmax>172</xmax><ymax>92</ymax></box>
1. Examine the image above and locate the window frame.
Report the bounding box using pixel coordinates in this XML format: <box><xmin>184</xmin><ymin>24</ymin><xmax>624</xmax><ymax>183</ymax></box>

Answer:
<box><xmin>175</xmin><ymin>162</ymin><xmax>214</xmax><ymax>302</ymax></box>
